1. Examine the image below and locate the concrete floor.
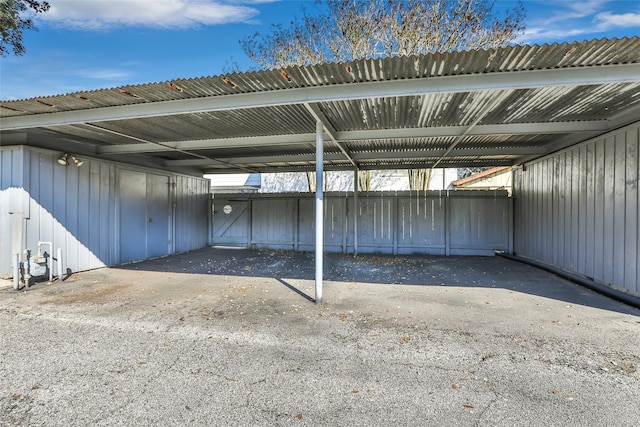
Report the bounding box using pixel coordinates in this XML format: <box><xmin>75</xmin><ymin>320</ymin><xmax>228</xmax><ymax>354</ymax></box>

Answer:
<box><xmin>1</xmin><ymin>248</ymin><xmax>639</xmax><ymax>426</ymax></box>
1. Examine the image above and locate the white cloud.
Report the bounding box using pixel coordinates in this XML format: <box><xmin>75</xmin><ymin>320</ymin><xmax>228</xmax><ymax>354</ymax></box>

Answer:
<box><xmin>595</xmin><ymin>11</ymin><xmax>640</xmax><ymax>30</ymax></box>
<box><xmin>41</xmin><ymin>0</ymin><xmax>264</xmax><ymax>30</ymax></box>
<box><xmin>518</xmin><ymin>0</ymin><xmax>640</xmax><ymax>43</ymax></box>
<box><xmin>74</xmin><ymin>68</ymin><xmax>133</xmax><ymax>80</ymax></box>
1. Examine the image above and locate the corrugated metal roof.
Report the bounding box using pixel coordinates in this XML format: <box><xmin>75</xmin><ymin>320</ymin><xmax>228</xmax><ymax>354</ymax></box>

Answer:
<box><xmin>1</xmin><ymin>37</ymin><xmax>640</xmax><ymax>175</ymax></box>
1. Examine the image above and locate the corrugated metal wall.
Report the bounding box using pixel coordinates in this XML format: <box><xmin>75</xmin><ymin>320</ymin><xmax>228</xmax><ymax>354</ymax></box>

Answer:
<box><xmin>0</xmin><ymin>146</ymin><xmax>210</xmax><ymax>277</ymax></box>
<box><xmin>212</xmin><ymin>191</ymin><xmax>512</xmax><ymax>256</ymax></box>
<box><xmin>0</xmin><ymin>147</ymin><xmax>28</xmax><ymax>276</ymax></box>
<box><xmin>173</xmin><ymin>175</ymin><xmax>210</xmax><ymax>253</ymax></box>
<box><xmin>514</xmin><ymin>121</ymin><xmax>639</xmax><ymax>296</ymax></box>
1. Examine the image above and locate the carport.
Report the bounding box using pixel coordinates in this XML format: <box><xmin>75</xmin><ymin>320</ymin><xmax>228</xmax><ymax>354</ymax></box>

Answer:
<box><xmin>1</xmin><ymin>37</ymin><xmax>640</xmax><ymax>301</ymax></box>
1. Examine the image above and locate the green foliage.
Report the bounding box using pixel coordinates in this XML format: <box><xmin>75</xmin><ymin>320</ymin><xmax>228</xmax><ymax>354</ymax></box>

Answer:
<box><xmin>0</xmin><ymin>0</ymin><xmax>50</xmax><ymax>57</ymax></box>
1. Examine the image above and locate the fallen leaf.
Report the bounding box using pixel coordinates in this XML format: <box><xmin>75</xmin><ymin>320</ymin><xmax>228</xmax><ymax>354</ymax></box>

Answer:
<box><xmin>297</xmin><ymin>414</ymin><xmax>303</xmax><ymax>420</ymax></box>
<box><xmin>352</xmin><ymin>390</ymin><xmax>359</xmax><ymax>394</ymax></box>
<box><xmin>452</xmin><ymin>384</ymin><xmax>458</xmax><ymax>389</ymax></box>
<box><xmin>463</xmin><ymin>404</ymin><xmax>474</xmax><ymax>409</ymax></box>
<box><xmin>12</xmin><ymin>394</ymin><xmax>22</xmax><ymax>401</ymax></box>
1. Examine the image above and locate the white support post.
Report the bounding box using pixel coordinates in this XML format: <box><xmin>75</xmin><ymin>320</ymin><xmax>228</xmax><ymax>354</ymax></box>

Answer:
<box><xmin>12</xmin><ymin>253</ymin><xmax>19</xmax><ymax>290</ymax></box>
<box><xmin>315</xmin><ymin>120</ymin><xmax>324</xmax><ymax>304</ymax></box>
<box><xmin>353</xmin><ymin>168</ymin><xmax>359</xmax><ymax>257</ymax></box>
<box><xmin>56</xmin><ymin>248</ymin><xmax>63</xmax><ymax>282</ymax></box>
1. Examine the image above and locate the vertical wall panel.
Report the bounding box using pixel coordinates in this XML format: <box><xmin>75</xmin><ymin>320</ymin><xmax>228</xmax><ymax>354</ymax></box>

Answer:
<box><xmin>602</xmin><ymin>136</ymin><xmax>615</xmax><ymax>284</ymax></box>
<box><xmin>251</xmin><ymin>198</ymin><xmax>296</xmax><ymax>249</ymax></box>
<box><xmin>593</xmin><ymin>139</ymin><xmax>605</xmax><ymax>280</ymax></box>
<box><xmin>584</xmin><ymin>143</ymin><xmax>595</xmax><ymax>279</ymax></box>
<box><xmin>625</xmin><ymin>129</ymin><xmax>639</xmax><ymax>293</ymax></box>
<box><xmin>0</xmin><ymin>147</ymin><xmax>25</xmax><ymax>276</ymax></box>
<box><xmin>396</xmin><ymin>195</ymin><xmax>446</xmax><ymax>255</ymax></box>
<box><xmin>514</xmin><ymin>121</ymin><xmax>640</xmax><ymax>296</ymax></box>
<box><xmin>170</xmin><ymin>175</ymin><xmax>209</xmax><ymax>253</ymax></box>
<box><xmin>0</xmin><ymin>146</ymin><xmax>210</xmax><ymax>277</ymax></box>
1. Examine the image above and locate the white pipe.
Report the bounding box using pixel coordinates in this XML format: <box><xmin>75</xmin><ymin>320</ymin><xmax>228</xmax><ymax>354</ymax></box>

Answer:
<box><xmin>38</xmin><ymin>241</ymin><xmax>53</xmax><ymax>282</ymax></box>
<box><xmin>12</xmin><ymin>253</ymin><xmax>19</xmax><ymax>290</ymax></box>
<box><xmin>56</xmin><ymin>248</ymin><xmax>63</xmax><ymax>282</ymax></box>
<box><xmin>315</xmin><ymin>120</ymin><xmax>324</xmax><ymax>305</ymax></box>
<box><xmin>353</xmin><ymin>168</ymin><xmax>358</xmax><ymax>257</ymax></box>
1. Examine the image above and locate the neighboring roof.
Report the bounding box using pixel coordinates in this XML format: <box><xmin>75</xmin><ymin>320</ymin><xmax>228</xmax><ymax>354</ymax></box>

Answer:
<box><xmin>208</xmin><ymin>173</ymin><xmax>261</xmax><ymax>189</ymax></box>
<box><xmin>452</xmin><ymin>166</ymin><xmax>511</xmax><ymax>187</ymax></box>
<box><xmin>1</xmin><ymin>38</ymin><xmax>640</xmax><ymax>176</ymax></box>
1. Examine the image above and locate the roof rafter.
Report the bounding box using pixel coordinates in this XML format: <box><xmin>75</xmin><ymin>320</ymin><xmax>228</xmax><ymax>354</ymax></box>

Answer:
<box><xmin>164</xmin><ymin>146</ymin><xmax>547</xmax><ymax>167</ymax></box>
<box><xmin>96</xmin><ymin>121</ymin><xmax>610</xmax><ymax>154</ymax></box>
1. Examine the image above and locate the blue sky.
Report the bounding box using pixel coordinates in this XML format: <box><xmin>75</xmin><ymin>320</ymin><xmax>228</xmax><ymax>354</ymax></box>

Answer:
<box><xmin>1</xmin><ymin>0</ymin><xmax>639</xmax><ymax>100</ymax></box>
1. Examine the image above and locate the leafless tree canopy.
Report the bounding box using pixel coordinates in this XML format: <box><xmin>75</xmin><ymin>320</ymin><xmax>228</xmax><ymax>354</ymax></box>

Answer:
<box><xmin>241</xmin><ymin>0</ymin><xmax>526</xmax><ymax>69</ymax></box>
<box><xmin>241</xmin><ymin>0</ymin><xmax>525</xmax><ymax>191</ymax></box>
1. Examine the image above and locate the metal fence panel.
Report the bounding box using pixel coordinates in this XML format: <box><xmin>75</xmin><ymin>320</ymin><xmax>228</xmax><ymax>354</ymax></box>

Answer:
<box><xmin>212</xmin><ymin>191</ymin><xmax>511</xmax><ymax>257</ymax></box>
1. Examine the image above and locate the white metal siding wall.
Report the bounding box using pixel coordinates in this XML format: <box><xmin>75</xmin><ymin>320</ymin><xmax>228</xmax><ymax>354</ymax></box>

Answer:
<box><xmin>0</xmin><ymin>147</ymin><xmax>27</xmax><ymax>277</ymax></box>
<box><xmin>0</xmin><ymin>146</ymin><xmax>210</xmax><ymax>277</ymax></box>
<box><xmin>514</xmin><ymin>122</ymin><xmax>640</xmax><ymax>295</ymax></box>
<box><xmin>0</xmin><ymin>148</ymin><xmax>118</xmax><ymax>275</ymax></box>
<box><xmin>212</xmin><ymin>191</ymin><xmax>511</xmax><ymax>256</ymax></box>
<box><xmin>173</xmin><ymin>175</ymin><xmax>210</xmax><ymax>253</ymax></box>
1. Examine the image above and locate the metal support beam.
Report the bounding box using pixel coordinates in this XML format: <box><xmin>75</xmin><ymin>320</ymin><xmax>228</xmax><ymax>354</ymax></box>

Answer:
<box><xmin>353</xmin><ymin>168</ymin><xmax>358</xmax><ymax>257</ymax></box>
<box><xmin>3</xmin><ymin>63</ymin><xmax>639</xmax><ymax>131</ymax></box>
<box><xmin>95</xmin><ymin>121</ymin><xmax>609</xmax><ymax>155</ymax></box>
<box><xmin>164</xmin><ymin>146</ymin><xmax>547</xmax><ymax>167</ymax></box>
<box><xmin>315</xmin><ymin>121</ymin><xmax>324</xmax><ymax>304</ymax></box>
<box><xmin>84</xmin><ymin>123</ymin><xmax>259</xmax><ymax>173</ymax></box>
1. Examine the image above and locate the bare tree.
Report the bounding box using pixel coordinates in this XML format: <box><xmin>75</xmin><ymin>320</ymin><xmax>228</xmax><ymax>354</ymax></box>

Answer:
<box><xmin>242</xmin><ymin>0</ymin><xmax>525</xmax><ymax>68</ymax></box>
<box><xmin>241</xmin><ymin>0</ymin><xmax>526</xmax><ymax>190</ymax></box>
<box><xmin>0</xmin><ymin>0</ymin><xmax>50</xmax><ymax>56</ymax></box>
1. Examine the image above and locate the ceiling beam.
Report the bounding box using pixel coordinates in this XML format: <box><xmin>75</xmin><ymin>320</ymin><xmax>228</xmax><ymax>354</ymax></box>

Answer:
<box><xmin>2</xmin><ymin>63</ymin><xmax>639</xmax><ymax>131</ymax></box>
<box><xmin>164</xmin><ymin>146</ymin><xmax>546</xmax><ymax>167</ymax></box>
<box><xmin>96</xmin><ymin>121</ymin><xmax>608</xmax><ymax>154</ymax></box>
<box><xmin>202</xmin><ymin>160</ymin><xmax>515</xmax><ymax>174</ymax></box>
<box><xmin>97</xmin><ymin>133</ymin><xmax>318</xmax><ymax>154</ymax></box>
<box><xmin>86</xmin><ymin>123</ymin><xmax>260</xmax><ymax>174</ymax></box>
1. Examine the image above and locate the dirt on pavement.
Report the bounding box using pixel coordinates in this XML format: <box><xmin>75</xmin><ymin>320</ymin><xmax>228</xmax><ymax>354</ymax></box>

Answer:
<box><xmin>1</xmin><ymin>248</ymin><xmax>638</xmax><ymax>426</ymax></box>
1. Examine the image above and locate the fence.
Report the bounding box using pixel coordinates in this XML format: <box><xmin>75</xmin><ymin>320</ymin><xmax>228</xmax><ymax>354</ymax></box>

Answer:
<box><xmin>211</xmin><ymin>190</ymin><xmax>512</xmax><ymax>256</ymax></box>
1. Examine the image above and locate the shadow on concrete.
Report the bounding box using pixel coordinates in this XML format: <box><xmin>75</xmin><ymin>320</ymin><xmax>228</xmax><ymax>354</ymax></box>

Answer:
<box><xmin>117</xmin><ymin>247</ymin><xmax>639</xmax><ymax>316</ymax></box>
<box><xmin>276</xmin><ymin>278</ymin><xmax>316</xmax><ymax>303</ymax></box>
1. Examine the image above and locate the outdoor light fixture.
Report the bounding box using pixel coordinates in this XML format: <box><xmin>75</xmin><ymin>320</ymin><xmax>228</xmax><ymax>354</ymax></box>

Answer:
<box><xmin>71</xmin><ymin>155</ymin><xmax>83</xmax><ymax>167</ymax></box>
<box><xmin>57</xmin><ymin>153</ymin><xmax>84</xmax><ymax>167</ymax></box>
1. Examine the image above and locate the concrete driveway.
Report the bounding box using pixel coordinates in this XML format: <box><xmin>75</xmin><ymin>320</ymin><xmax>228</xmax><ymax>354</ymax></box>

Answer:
<box><xmin>1</xmin><ymin>248</ymin><xmax>638</xmax><ymax>426</ymax></box>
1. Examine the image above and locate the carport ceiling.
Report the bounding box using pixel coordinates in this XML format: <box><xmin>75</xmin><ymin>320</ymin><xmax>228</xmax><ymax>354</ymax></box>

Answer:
<box><xmin>1</xmin><ymin>37</ymin><xmax>640</xmax><ymax>176</ymax></box>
